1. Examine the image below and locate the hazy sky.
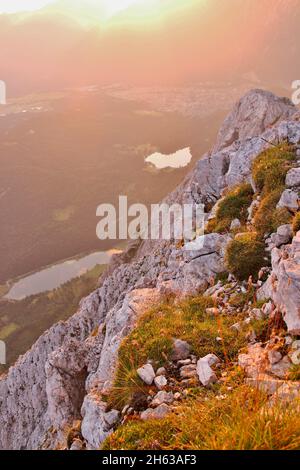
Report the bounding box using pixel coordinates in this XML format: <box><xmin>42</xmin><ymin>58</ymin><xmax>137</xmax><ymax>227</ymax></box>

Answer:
<box><xmin>0</xmin><ymin>0</ymin><xmax>52</xmax><ymax>13</ymax></box>
<box><xmin>0</xmin><ymin>0</ymin><xmax>298</xmax><ymax>95</ymax></box>
<box><xmin>0</xmin><ymin>0</ymin><xmax>167</xmax><ymax>16</ymax></box>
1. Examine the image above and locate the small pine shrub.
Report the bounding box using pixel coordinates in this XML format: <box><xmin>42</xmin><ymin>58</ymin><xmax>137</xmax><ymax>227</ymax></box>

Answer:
<box><xmin>225</xmin><ymin>233</ymin><xmax>267</xmax><ymax>281</ymax></box>
<box><xmin>252</xmin><ymin>144</ymin><xmax>295</xmax><ymax>194</ymax></box>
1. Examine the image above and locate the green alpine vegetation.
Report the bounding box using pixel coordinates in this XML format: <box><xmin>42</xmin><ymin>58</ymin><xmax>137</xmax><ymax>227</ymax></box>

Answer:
<box><xmin>225</xmin><ymin>233</ymin><xmax>267</xmax><ymax>281</ymax></box>
<box><xmin>207</xmin><ymin>183</ymin><xmax>253</xmax><ymax>233</ymax></box>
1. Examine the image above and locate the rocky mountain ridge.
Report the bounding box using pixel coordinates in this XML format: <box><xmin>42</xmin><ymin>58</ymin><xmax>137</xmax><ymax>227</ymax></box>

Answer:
<box><xmin>1</xmin><ymin>89</ymin><xmax>300</xmax><ymax>450</ymax></box>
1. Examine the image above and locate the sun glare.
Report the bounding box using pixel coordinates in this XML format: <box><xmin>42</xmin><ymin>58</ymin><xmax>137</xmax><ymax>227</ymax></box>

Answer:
<box><xmin>0</xmin><ymin>0</ymin><xmax>198</xmax><ymax>25</ymax></box>
<box><xmin>0</xmin><ymin>0</ymin><xmax>159</xmax><ymax>17</ymax></box>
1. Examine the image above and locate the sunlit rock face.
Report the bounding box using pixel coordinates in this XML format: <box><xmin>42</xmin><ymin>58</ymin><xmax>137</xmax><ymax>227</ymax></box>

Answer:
<box><xmin>214</xmin><ymin>89</ymin><xmax>297</xmax><ymax>152</ymax></box>
<box><xmin>1</xmin><ymin>89</ymin><xmax>300</xmax><ymax>450</ymax></box>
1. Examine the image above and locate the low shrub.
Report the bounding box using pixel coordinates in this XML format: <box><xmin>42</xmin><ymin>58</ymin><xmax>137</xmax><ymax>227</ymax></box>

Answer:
<box><xmin>253</xmin><ymin>188</ymin><xmax>291</xmax><ymax>236</ymax></box>
<box><xmin>217</xmin><ymin>184</ymin><xmax>253</xmax><ymax>223</ymax></box>
<box><xmin>225</xmin><ymin>233</ymin><xmax>267</xmax><ymax>281</ymax></box>
<box><xmin>252</xmin><ymin>144</ymin><xmax>295</xmax><ymax>194</ymax></box>
<box><xmin>207</xmin><ymin>184</ymin><xmax>253</xmax><ymax>233</ymax></box>
<box><xmin>272</xmin><ymin>207</ymin><xmax>293</xmax><ymax>230</ymax></box>
<box><xmin>214</xmin><ymin>218</ymin><xmax>232</xmax><ymax>234</ymax></box>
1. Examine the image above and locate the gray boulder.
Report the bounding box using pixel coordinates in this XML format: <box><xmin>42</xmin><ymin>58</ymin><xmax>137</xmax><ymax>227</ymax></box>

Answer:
<box><xmin>268</xmin><ymin>350</ymin><xmax>282</xmax><ymax>365</ymax></box>
<box><xmin>286</xmin><ymin>167</ymin><xmax>300</xmax><ymax>188</ymax></box>
<box><xmin>202</xmin><ymin>354</ymin><xmax>220</xmax><ymax>367</ymax></box>
<box><xmin>269</xmin><ymin>382</ymin><xmax>300</xmax><ymax>406</ymax></box>
<box><xmin>81</xmin><ymin>393</ymin><xmax>119</xmax><ymax>449</ymax></box>
<box><xmin>230</xmin><ymin>219</ymin><xmax>241</xmax><ymax>231</ymax></box>
<box><xmin>290</xmin><ymin>349</ymin><xmax>300</xmax><ymax>366</ymax></box>
<box><xmin>89</xmin><ymin>288</ymin><xmax>161</xmax><ymax>392</ymax></box>
<box><xmin>137</xmin><ymin>364</ymin><xmax>156</xmax><ymax>385</ymax></box>
<box><xmin>156</xmin><ymin>367</ymin><xmax>166</xmax><ymax>376</ymax></box>
<box><xmin>151</xmin><ymin>391</ymin><xmax>174</xmax><ymax>407</ymax></box>
<box><xmin>180</xmin><ymin>364</ymin><xmax>197</xmax><ymax>379</ymax></box>
<box><xmin>276</xmin><ymin>224</ymin><xmax>293</xmax><ymax>246</ymax></box>
<box><xmin>269</xmin><ymin>356</ymin><xmax>291</xmax><ymax>379</ymax></box>
<box><xmin>277</xmin><ymin>189</ymin><xmax>299</xmax><ymax>212</ymax></box>
<box><xmin>238</xmin><ymin>343</ymin><xmax>267</xmax><ymax>378</ymax></box>
<box><xmin>196</xmin><ymin>355</ymin><xmax>219</xmax><ymax>387</ymax></box>
<box><xmin>140</xmin><ymin>404</ymin><xmax>171</xmax><ymax>421</ymax></box>
<box><xmin>154</xmin><ymin>376</ymin><xmax>167</xmax><ymax>390</ymax></box>
<box><xmin>246</xmin><ymin>375</ymin><xmax>290</xmax><ymax>395</ymax></box>
<box><xmin>269</xmin><ymin>224</ymin><xmax>293</xmax><ymax>248</ymax></box>
<box><xmin>171</xmin><ymin>339</ymin><xmax>191</xmax><ymax>361</ymax></box>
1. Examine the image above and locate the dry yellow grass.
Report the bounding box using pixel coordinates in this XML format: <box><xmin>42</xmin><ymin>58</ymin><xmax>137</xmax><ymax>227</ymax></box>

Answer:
<box><xmin>104</xmin><ymin>385</ymin><xmax>300</xmax><ymax>450</ymax></box>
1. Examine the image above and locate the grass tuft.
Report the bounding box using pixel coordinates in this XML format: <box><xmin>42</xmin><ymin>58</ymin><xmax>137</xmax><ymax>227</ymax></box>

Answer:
<box><xmin>253</xmin><ymin>188</ymin><xmax>292</xmax><ymax>237</ymax></box>
<box><xmin>289</xmin><ymin>364</ymin><xmax>300</xmax><ymax>381</ymax></box>
<box><xmin>252</xmin><ymin>143</ymin><xmax>295</xmax><ymax>194</ymax></box>
<box><xmin>225</xmin><ymin>233</ymin><xmax>267</xmax><ymax>281</ymax></box>
<box><xmin>207</xmin><ymin>184</ymin><xmax>253</xmax><ymax>233</ymax></box>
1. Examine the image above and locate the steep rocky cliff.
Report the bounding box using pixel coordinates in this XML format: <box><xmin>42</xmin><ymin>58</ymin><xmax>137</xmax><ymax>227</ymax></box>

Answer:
<box><xmin>1</xmin><ymin>89</ymin><xmax>300</xmax><ymax>450</ymax></box>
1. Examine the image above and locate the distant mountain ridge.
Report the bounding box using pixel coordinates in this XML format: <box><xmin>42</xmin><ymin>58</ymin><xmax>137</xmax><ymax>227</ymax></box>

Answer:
<box><xmin>0</xmin><ymin>0</ymin><xmax>299</xmax><ymax>95</ymax></box>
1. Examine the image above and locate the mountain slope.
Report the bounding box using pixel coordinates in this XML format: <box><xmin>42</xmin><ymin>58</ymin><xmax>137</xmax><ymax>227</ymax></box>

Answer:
<box><xmin>1</xmin><ymin>89</ymin><xmax>300</xmax><ymax>450</ymax></box>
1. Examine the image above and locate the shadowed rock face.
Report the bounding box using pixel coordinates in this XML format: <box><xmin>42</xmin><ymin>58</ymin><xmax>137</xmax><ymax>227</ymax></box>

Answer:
<box><xmin>1</xmin><ymin>89</ymin><xmax>300</xmax><ymax>450</ymax></box>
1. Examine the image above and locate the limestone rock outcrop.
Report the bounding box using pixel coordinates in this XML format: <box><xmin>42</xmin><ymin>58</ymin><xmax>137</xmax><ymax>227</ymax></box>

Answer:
<box><xmin>213</xmin><ymin>89</ymin><xmax>297</xmax><ymax>152</ymax></box>
<box><xmin>81</xmin><ymin>393</ymin><xmax>119</xmax><ymax>449</ymax></box>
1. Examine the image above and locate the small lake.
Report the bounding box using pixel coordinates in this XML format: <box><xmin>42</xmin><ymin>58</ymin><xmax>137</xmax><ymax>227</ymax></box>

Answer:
<box><xmin>145</xmin><ymin>147</ymin><xmax>192</xmax><ymax>169</ymax></box>
<box><xmin>4</xmin><ymin>249</ymin><xmax>121</xmax><ymax>301</ymax></box>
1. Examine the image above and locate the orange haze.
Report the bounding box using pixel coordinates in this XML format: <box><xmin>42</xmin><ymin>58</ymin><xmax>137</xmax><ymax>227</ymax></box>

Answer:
<box><xmin>0</xmin><ymin>0</ymin><xmax>299</xmax><ymax>95</ymax></box>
